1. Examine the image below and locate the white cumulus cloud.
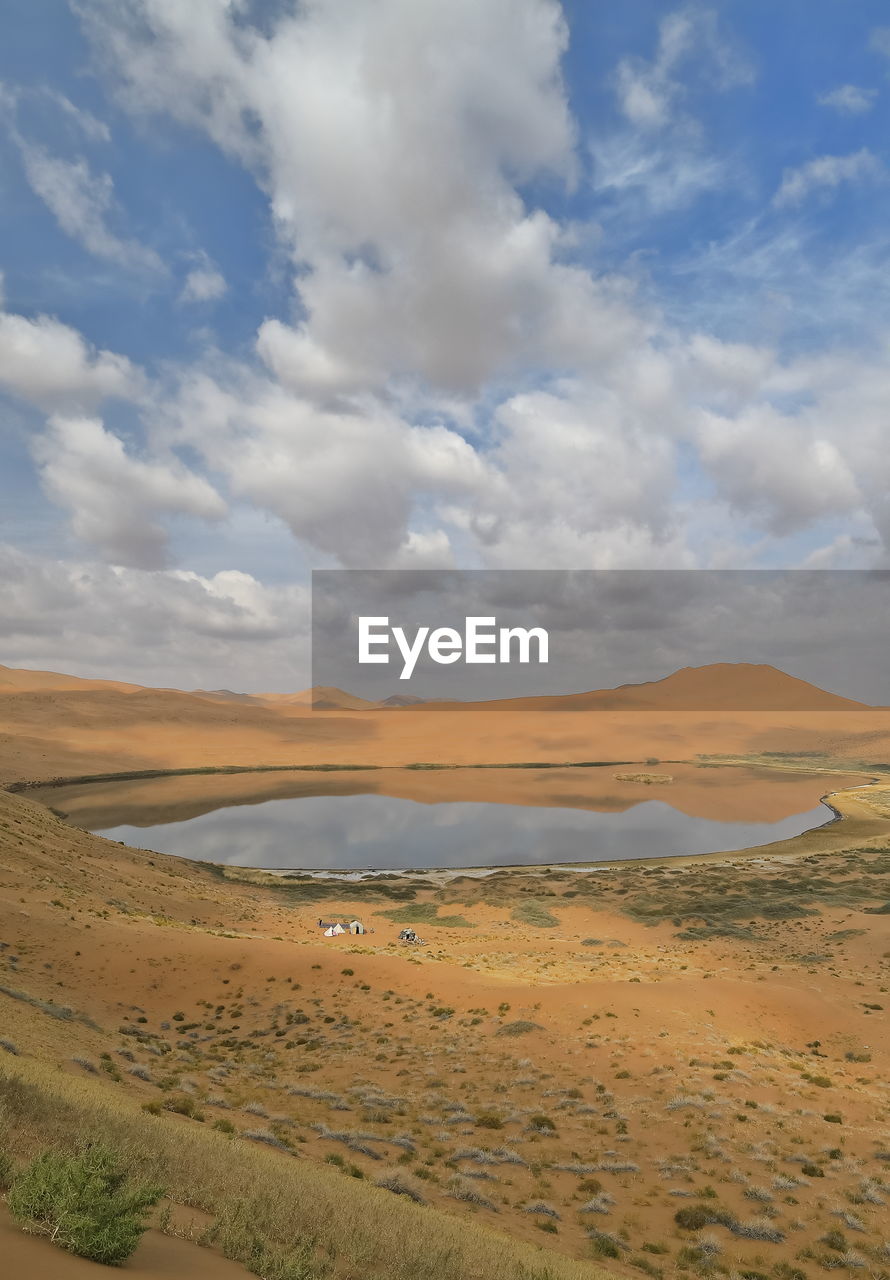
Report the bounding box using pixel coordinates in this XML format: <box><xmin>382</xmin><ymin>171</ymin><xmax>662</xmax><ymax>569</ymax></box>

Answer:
<box><xmin>34</xmin><ymin>415</ymin><xmax>227</xmax><ymax>569</ymax></box>
<box><xmin>0</xmin><ymin>289</ymin><xmax>142</xmax><ymax>408</ymax></box>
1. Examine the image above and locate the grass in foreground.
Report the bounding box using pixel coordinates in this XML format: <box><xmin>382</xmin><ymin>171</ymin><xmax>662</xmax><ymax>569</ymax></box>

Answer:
<box><xmin>0</xmin><ymin>1058</ymin><xmax>612</xmax><ymax>1280</ymax></box>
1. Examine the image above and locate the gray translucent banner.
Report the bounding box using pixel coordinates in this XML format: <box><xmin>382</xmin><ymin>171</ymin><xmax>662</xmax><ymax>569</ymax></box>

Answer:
<box><xmin>311</xmin><ymin>569</ymin><xmax>890</xmax><ymax>708</ymax></box>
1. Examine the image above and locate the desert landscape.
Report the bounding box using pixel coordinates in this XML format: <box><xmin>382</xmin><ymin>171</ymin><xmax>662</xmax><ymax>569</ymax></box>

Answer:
<box><xmin>1</xmin><ymin>660</ymin><xmax>889</xmax><ymax>1279</ymax></box>
<box><xmin>5</xmin><ymin>1</ymin><xmax>889</xmax><ymax>1274</ymax></box>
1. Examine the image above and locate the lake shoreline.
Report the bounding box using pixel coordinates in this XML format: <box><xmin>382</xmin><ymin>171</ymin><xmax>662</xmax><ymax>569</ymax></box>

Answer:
<box><xmin>18</xmin><ymin>762</ymin><xmax>888</xmax><ymax>879</ymax></box>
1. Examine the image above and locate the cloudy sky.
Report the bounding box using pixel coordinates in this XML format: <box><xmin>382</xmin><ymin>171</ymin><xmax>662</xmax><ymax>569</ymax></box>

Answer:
<box><xmin>2</xmin><ymin>1</ymin><xmax>890</xmax><ymax>691</ymax></box>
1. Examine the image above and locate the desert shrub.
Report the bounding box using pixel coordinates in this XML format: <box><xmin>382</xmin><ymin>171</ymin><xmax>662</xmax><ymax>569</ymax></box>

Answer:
<box><xmin>245</xmin><ymin>1128</ymin><xmax>291</xmax><ymax>1152</ymax></box>
<box><xmin>453</xmin><ymin>1146</ymin><xmax>526</xmax><ymax>1166</ymax></box>
<box><xmin>374</xmin><ymin>1168</ymin><xmax>426</xmax><ymax>1203</ymax></box>
<box><xmin>729</xmin><ymin>1217</ymin><xmax>784</xmax><ymax>1243</ymax></box>
<box><xmin>448</xmin><ymin>1178</ymin><xmax>498</xmax><ymax>1211</ymax></box>
<box><xmin>164</xmin><ymin>1093</ymin><xmax>204</xmax><ymax>1120</ymax></box>
<box><xmin>579</xmin><ymin>1193</ymin><xmax>614</xmax><ymax>1215</ymax></box>
<box><xmin>674</xmin><ymin>1205</ymin><xmax>712</xmax><ymax>1231</ymax></box>
<box><xmin>475</xmin><ymin>1112</ymin><xmax>504</xmax><ymax>1130</ymax></box>
<box><xmin>496</xmin><ymin>1021</ymin><xmax>543</xmax><ymax>1037</ymax></box>
<box><xmin>821</xmin><ymin>1228</ymin><xmax>847</xmax><ymax>1252</ymax></box>
<box><xmin>524</xmin><ymin>1201</ymin><xmax>560</xmax><ymax>1219</ymax></box>
<box><xmin>7</xmin><ymin>1145</ymin><xmax>162</xmax><ymax>1265</ymax></box>
<box><xmin>589</xmin><ymin>1231</ymin><xmax>624</xmax><ymax>1259</ymax></box>
<box><xmin>674</xmin><ymin>1204</ymin><xmax>734</xmax><ymax>1231</ymax></box>
<box><xmin>527</xmin><ymin>1113</ymin><xmax>556</xmax><ymax>1133</ymax></box>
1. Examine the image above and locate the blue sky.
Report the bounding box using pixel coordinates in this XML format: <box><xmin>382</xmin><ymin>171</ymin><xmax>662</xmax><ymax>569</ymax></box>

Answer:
<box><xmin>1</xmin><ymin>1</ymin><xmax>889</xmax><ymax>688</ymax></box>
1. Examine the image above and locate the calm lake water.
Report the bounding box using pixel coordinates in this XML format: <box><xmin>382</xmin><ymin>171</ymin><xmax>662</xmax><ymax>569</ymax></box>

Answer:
<box><xmin>51</xmin><ymin>765</ymin><xmax>848</xmax><ymax>870</ymax></box>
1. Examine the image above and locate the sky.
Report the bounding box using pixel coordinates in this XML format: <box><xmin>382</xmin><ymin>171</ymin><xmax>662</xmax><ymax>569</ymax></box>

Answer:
<box><xmin>2</xmin><ymin>0</ymin><xmax>890</xmax><ymax>691</ymax></box>
<box><xmin>312</xmin><ymin>570</ymin><xmax>890</xmax><ymax>703</ymax></box>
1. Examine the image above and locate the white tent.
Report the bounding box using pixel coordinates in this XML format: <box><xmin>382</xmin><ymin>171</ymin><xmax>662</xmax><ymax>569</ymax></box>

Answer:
<box><xmin>348</xmin><ymin>921</ymin><xmax>365</xmax><ymax>935</ymax></box>
<box><xmin>324</xmin><ymin>923</ymin><xmax>346</xmax><ymax>937</ymax></box>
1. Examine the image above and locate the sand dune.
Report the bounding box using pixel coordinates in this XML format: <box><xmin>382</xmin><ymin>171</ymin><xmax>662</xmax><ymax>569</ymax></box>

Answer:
<box><xmin>1</xmin><ymin>660</ymin><xmax>888</xmax><ymax>788</ymax></box>
<box><xmin>256</xmin><ymin>685</ymin><xmax>382</xmax><ymax>710</ymax></box>
<box><xmin>486</xmin><ymin>662</ymin><xmax>868</xmax><ymax>712</ymax></box>
<box><xmin>0</xmin><ymin>663</ymin><xmax>146</xmax><ymax>695</ymax></box>
<box><xmin>0</xmin><ymin>1208</ymin><xmax>251</xmax><ymax>1278</ymax></box>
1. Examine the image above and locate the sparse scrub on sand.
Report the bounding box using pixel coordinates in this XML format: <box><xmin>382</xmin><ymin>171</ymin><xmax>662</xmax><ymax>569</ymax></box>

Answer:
<box><xmin>374</xmin><ymin>1168</ymin><xmax>427</xmax><ymax>1203</ymax></box>
<box><xmin>527</xmin><ymin>1112</ymin><xmax>557</xmax><ymax>1133</ymax></box>
<box><xmin>245</xmin><ymin>1127</ymin><xmax>292</xmax><ymax>1152</ymax></box>
<box><xmin>0</xmin><ymin>1062</ymin><xmax>605</xmax><ymax>1280</ymax></box>
<box><xmin>0</xmin><ymin>983</ymin><xmax>96</xmax><ymax>1026</ymax></box>
<box><xmin>447</xmin><ymin>1176</ymin><xmax>498</xmax><ymax>1211</ymax></box>
<box><xmin>523</xmin><ymin>1200</ymin><xmax>560</xmax><ymax>1219</ymax></box>
<box><xmin>6</xmin><ymin>1145</ymin><xmax>163</xmax><ymax>1265</ymax></box>
<box><xmin>496</xmin><ymin>1020</ymin><xmax>543</xmax><ymax>1037</ymax></box>
<box><xmin>579</xmin><ymin>1193</ymin><xmax>614</xmax><ymax>1214</ymax></box>
<box><xmin>454</xmin><ymin>1145</ymin><xmax>527</xmax><ymax>1166</ymax></box>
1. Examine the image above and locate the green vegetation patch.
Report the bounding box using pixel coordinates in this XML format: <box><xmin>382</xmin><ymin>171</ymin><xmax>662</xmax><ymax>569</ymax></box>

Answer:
<box><xmin>511</xmin><ymin>900</ymin><xmax>560</xmax><ymax>928</ymax></box>
<box><xmin>376</xmin><ymin>901</ymin><xmax>475</xmax><ymax>928</ymax></box>
<box><xmin>7</xmin><ymin>1145</ymin><xmax>163</xmax><ymax>1265</ymax></box>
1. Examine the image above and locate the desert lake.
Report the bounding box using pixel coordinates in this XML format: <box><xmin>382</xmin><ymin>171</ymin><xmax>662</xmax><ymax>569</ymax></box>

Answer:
<box><xmin>35</xmin><ymin>764</ymin><xmax>869</xmax><ymax>870</ymax></box>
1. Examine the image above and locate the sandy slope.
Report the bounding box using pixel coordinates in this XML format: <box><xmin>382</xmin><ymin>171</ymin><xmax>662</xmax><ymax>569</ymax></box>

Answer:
<box><xmin>0</xmin><ymin>1207</ymin><xmax>251</xmax><ymax>1278</ymax></box>
<box><xmin>2</xmin><ymin>780</ymin><xmax>889</xmax><ymax>1274</ymax></box>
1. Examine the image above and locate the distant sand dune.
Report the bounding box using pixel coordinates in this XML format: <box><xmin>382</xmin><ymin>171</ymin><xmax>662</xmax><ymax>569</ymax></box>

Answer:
<box><xmin>0</xmin><ymin>661</ymin><xmax>887</xmax><ymax>788</ymax></box>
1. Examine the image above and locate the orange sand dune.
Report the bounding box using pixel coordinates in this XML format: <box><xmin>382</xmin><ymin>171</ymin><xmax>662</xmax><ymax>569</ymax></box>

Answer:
<box><xmin>256</xmin><ymin>684</ymin><xmax>382</xmax><ymax>710</ymax></box>
<box><xmin>0</xmin><ymin>660</ymin><xmax>888</xmax><ymax>788</ymax></box>
<box><xmin>479</xmin><ymin>662</ymin><xmax>867</xmax><ymax>712</ymax></box>
<box><xmin>0</xmin><ymin>663</ymin><xmax>146</xmax><ymax>695</ymax></box>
